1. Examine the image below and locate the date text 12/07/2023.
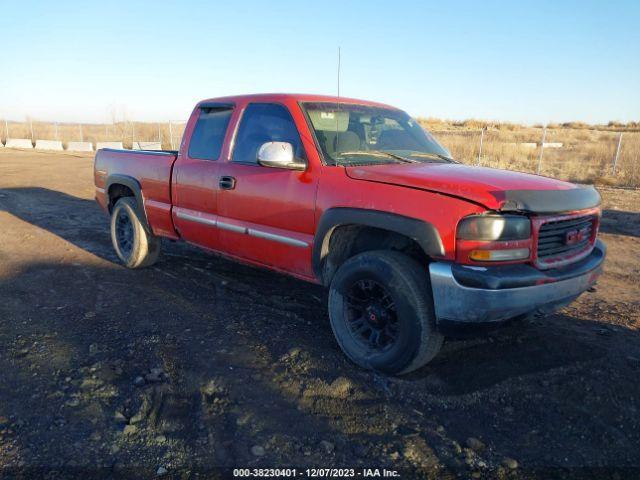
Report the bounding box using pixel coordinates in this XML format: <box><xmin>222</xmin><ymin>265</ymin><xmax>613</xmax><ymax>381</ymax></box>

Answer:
<box><xmin>232</xmin><ymin>467</ymin><xmax>401</xmax><ymax>477</ymax></box>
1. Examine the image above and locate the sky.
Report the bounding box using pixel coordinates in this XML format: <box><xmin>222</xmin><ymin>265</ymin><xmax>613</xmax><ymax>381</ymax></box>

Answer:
<box><xmin>0</xmin><ymin>0</ymin><xmax>638</xmax><ymax>125</ymax></box>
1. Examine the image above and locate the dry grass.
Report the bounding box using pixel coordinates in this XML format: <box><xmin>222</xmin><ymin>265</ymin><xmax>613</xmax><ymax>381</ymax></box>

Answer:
<box><xmin>422</xmin><ymin>121</ymin><xmax>640</xmax><ymax>188</ymax></box>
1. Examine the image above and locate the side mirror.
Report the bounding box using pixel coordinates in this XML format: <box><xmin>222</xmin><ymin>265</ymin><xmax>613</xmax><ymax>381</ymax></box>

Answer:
<box><xmin>257</xmin><ymin>142</ymin><xmax>305</xmax><ymax>171</ymax></box>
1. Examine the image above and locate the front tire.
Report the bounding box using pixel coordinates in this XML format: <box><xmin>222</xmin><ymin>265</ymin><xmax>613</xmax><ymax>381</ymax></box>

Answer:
<box><xmin>328</xmin><ymin>250</ymin><xmax>443</xmax><ymax>375</ymax></box>
<box><xmin>110</xmin><ymin>197</ymin><xmax>161</xmax><ymax>268</ymax></box>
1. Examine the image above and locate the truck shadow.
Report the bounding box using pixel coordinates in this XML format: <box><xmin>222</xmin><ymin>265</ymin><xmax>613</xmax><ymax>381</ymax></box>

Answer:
<box><xmin>0</xmin><ymin>186</ymin><xmax>117</xmax><ymax>262</ymax></box>
<box><xmin>410</xmin><ymin>314</ymin><xmax>621</xmax><ymax>395</ymax></box>
<box><xmin>600</xmin><ymin>209</ymin><xmax>640</xmax><ymax>238</ymax></box>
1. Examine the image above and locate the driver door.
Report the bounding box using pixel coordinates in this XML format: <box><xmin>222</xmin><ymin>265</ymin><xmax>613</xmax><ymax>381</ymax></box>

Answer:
<box><xmin>216</xmin><ymin>102</ymin><xmax>317</xmax><ymax>278</ymax></box>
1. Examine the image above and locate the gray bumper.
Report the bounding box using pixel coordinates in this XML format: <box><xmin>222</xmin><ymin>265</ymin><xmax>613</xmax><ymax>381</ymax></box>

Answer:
<box><xmin>429</xmin><ymin>244</ymin><xmax>605</xmax><ymax>324</ymax></box>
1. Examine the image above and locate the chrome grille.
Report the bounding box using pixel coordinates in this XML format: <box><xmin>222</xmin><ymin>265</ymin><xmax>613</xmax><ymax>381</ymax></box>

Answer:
<box><xmin>537</xmin><ymin>215</ymin><xmax>595</xmax><ymax>264</ymax></box>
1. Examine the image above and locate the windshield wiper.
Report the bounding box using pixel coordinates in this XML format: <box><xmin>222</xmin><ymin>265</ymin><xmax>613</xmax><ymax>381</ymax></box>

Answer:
<box><xmin>378</xmin><ymin>151</ymin><xmax>420</xmax><ymax>163</ymax></box>
<box><xmin>404</xmin><ymin>152</ymin><xmax>456</xmax><ymax>163</ymax></box>
<box><xmin>336</xmin><ymin>150</ymin><xmax>418</xmax><ymax>164</ymax></box>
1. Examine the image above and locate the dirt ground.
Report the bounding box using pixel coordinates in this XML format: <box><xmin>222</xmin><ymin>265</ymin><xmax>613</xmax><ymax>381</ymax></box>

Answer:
<box><xmin>0</xmin><ymin>149</ymin><xmax>639</xmax><ymax>479</ymax></box>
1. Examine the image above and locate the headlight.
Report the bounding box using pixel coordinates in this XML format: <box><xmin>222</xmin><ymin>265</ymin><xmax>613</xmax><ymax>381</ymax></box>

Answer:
<box><xmin>457</xmin><ymin>215</ymin><xmax>531</xmax><ymax>241</ymax></box>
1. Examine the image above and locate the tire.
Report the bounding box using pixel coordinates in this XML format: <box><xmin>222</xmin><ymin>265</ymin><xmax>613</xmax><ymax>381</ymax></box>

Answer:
<box><xmin>328</xmin><ymin>250</ymin><xmax>443</xmax><ymax>375</ymax></box>
<box><xmin>110</xmin><ymin>197</ymin><xmax>161</xmax><ymax>268</ymax></box>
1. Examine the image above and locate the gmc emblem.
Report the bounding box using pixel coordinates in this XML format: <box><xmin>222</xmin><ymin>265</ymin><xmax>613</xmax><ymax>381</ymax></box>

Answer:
<box><xmin>565</xmin><ymin>227</ymin><xmax>589</xmax><ymax>246</ymax></box>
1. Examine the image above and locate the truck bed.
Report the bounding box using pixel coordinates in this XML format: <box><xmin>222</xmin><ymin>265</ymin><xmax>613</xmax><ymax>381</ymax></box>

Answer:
<box><xmin>94</xmin><ymin>148</ymin><xmax>178</xmax><ymax>238</ymax></box>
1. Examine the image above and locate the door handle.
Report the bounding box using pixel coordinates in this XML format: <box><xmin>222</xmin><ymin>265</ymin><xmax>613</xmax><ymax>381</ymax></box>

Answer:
<box><xmin>219</xmin><ymin>176</ymin><xmax>236</xmax><ymax>190</ymax></box>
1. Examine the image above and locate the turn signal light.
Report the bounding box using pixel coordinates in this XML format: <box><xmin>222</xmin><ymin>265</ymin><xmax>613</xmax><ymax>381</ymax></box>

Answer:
<box><xmin>469</xmin><ymin>248</ymin><xmax>530</xmax><ymax>262</ymax></box>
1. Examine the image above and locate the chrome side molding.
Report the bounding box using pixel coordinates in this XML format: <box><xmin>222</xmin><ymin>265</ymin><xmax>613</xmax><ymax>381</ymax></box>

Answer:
<box><xmin>175</xmin><ymin>209</ymin><xmax>309</xmax><ymax>248</ymax></box>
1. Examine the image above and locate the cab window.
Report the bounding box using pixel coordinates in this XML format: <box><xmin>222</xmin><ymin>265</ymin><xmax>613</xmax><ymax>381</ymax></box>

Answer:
<box><xmin>233</xmin><ymin>103</ymin><xmax>305</xmax><ymax>163</ymax></box>
<box><xmin>188</xmin><ymin>107</ymin><xmax>233</xmax><ymax>160</ymax></box>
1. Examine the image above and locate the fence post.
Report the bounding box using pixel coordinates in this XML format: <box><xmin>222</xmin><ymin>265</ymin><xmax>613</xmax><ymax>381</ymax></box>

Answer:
<box><xmin>169</xmin><ymin>121</ymin><xmax>174</xmax><ymax>150</ymax></box>
<box><xmin>612</xmin><ymin>132</ymin><xmax>623</xmax><ymax>174</ymax></box>
<box><xmin>29</xmin><ymin>119</ymin><xmax>34</xmax><ymax>143</ymax></box>
<box><xmin>476</xmin><ymin>127</ymin><xmax>485</xmax><ymax>166</ymax></box>
<box><xmin>132</xmin><ymin>122</ymin><xmax>135</xmax><ymax>147</ymax></box>
<box><xmin>158</xmin><ymin>123</ymin><xmax>162</xmax><ymax>143</ymax></box>
<box><xmin>79</xmin><ymin>124</ymin><xmax>83</xmax><ymax>142</ymax></box>
<box><xmin>4</xmin><ymin>119</ymin><xmax>8</xmax><ymax>142</ymax></box>
<box><xmin>536</xmin><ymin>126</ymin><xmax>546</xmax><ymax>174</ymax></box>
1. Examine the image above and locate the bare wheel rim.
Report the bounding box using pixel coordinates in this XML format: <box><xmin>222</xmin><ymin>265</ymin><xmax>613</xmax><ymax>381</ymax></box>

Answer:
<box><xmin>115</xmin><ymin>209</ymin><xmax>134</xmax><ymax>258</ymax></box>
<box><xmin>344</xmin><ymin>278</ymin><xmax>399</xmax><ymax>352</ymax></box>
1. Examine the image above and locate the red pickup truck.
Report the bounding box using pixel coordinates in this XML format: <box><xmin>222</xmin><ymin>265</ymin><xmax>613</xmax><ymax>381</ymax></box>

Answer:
<box><xmin>94</xmin><ymin>93</ymin><xmax>605</xmax><ymax>374</ymax></box>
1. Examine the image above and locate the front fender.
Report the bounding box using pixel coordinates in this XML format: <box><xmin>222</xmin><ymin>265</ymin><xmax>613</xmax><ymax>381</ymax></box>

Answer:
<box><xmin>312</xmin><ymin>207</ymin><xmax>444</xmax><ymax>283</ymax></box>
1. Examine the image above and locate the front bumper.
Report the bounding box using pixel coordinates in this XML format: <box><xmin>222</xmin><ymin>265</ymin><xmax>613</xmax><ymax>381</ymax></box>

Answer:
<box><xmin>429</xmin><ymin>240</ymin><xmax>606</xmax><ymax>324</ymax></box>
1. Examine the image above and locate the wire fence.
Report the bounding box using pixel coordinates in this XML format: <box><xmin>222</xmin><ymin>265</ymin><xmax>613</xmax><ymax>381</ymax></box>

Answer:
<box><xmin>1</xmin><ymin>119</ymin><xmax>638</xmax><ymax>187</ymax></box>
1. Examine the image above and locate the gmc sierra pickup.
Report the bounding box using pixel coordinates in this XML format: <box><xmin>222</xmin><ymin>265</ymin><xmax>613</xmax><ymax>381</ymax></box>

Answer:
<box><xmin>94</xmin><ymin>94</ymin><xmax>605</xmax><ymax>374</ymax></box>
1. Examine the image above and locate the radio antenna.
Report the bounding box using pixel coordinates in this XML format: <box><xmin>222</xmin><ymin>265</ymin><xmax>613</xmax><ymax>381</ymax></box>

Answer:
<box><xmin>337</xmin><ymin>46</ymin><xmax>341</xmax><ymax>101</ymax></box>
<box><xmin>335</xmin><ymin>46</ymin><xmax>341</xmax><ymax>161</ymax></box>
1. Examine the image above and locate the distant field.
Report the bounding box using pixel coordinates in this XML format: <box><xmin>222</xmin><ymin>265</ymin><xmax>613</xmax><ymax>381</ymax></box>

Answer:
<box><xmin>418</xmin><ymin>119</ymin><xmax>640</xmax><ymax>188</ymax></box>
<box><xmin>2</xmin><ymin>118</ymin><xmax>639</xmax><ymax>187</ymax></box>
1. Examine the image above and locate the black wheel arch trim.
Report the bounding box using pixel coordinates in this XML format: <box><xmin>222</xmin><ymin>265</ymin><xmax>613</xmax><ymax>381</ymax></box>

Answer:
<box><xmin>313</xmin><ymin>207</ymin><xmax>445</xmax><ymax>283</ymax></box>
<box><xmin>104</xmin><ymin>174</ymin><xmax>150</xmax><ymax>229</ymax></box>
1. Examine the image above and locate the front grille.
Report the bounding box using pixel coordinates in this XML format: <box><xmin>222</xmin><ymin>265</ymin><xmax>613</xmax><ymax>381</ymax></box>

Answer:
<box><xmin>536</xmin><ymin>214</ymin><xmax>596</xmax><ymax>266</ymax></box>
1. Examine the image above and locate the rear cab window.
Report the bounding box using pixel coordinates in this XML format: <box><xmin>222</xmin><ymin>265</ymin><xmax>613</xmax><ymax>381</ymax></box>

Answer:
<box><xmin>232</xmin><ymin>103</ymin><xmax>306</xmax><ymax>164</ymax></box>
<box><xmin>188</xmin><ymin>106</ymin><xmax>233</xmax><ymax>160</ymax></box>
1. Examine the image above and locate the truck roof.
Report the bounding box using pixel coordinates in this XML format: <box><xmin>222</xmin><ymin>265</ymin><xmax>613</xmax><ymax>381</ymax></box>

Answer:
<box><xmin>196</xmin><ymin>93</ymin><xmax>400</xmax><ymax>110</ymax></box>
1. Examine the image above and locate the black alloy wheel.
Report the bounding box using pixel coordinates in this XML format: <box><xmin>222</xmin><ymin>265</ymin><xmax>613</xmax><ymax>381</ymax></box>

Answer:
<box><xmin>114</xmin><ymin>208</ymin><xmax>134</xmax><ymax>257</ymax></box>
<box><xmin>344</xmin><ymin>278</ymin><xmax>399</xmax><ymax>351</ymax></box>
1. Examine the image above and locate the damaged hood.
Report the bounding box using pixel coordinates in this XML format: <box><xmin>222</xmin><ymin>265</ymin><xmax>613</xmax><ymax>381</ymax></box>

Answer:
<box><xmin>345</xmin><ymin>163</ymin><xmax>601</xmax><ymax>213</ymax></box>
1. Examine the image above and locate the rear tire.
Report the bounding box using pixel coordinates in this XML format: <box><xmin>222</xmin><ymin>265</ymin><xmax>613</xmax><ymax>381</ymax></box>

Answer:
<box><xmin>110</xmin><ymin>197</ymin><xmax>161</xmax><ymax>268</ymax></box>
<box><xmin>328</xmin><ymin>250</ymin><xmax>443</xmax><ymax>375</ymax></box>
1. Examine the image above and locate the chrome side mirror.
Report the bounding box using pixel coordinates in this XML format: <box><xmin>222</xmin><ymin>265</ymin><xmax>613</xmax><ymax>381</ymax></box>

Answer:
<box><xmin>257</xmin><ymin>142</ymin><xmax>305</xmax><ymax>171</ymax></box>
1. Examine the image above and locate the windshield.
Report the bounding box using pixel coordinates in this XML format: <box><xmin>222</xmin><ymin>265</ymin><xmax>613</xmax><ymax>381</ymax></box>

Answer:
<box><xmin>302</xmin><ymin>102</ymin><xmax>453</xmax><ymax>166</ymax></box>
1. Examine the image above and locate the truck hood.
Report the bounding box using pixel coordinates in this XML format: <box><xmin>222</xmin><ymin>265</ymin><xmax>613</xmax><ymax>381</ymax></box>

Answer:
<box><xmin>345</xmin><ymin>163</ymin><xmax>601</xmax><ymax>213</ymax></box>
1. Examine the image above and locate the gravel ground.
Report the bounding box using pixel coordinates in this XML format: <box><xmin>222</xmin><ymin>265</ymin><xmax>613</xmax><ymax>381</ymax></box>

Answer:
<box><xmin>0</xmin><ymin>149</ymin><xmax>639</xmax><ymax>479</ymax></box>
